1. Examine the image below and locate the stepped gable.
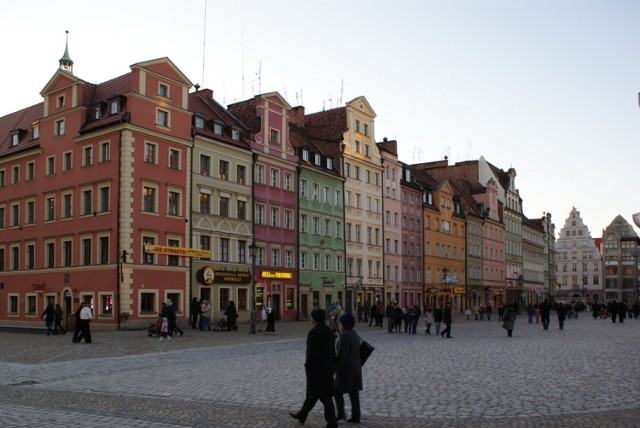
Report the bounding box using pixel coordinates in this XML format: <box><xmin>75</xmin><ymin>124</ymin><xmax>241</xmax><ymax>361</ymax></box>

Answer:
<box><xmin>0</xmin><ymin>103</ymin><xmax>43</xmax><ymax>158</ymax></box>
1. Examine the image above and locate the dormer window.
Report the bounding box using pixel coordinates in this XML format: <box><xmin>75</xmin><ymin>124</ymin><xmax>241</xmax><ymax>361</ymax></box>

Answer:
<box><xmin>32</xmin><ymin>124</ymin><xmax>39</xmax><ymax>140</ymax></box>
<box><xmin>270</xmin><ymin>129</ymin><xmax>280</xmax><ymax>145</ymax></box>
<box><xmin>11</xmin><ymin>133</ymin><xmax>19</xmax><ymax>146</ymax></box>
<box><xmin>93</xmin><ymin>105</ymin><xmax>102</xmax><ymax>120</ymax></box>
<box><xmin>109</xmin><ymin>99</ymin><xmax>120</xmax><ymax>115</ymax></box>
<box><xmin>301</xmin><ymin>149</ymin><xmax>309</xmax><ymax>161</ymax></box>
<box><xmin>231</xmin><ymin>129</ymin><xmax>240</xmax><ymax>140</ymax></box>
<box><xmin>158</xmin><ymin>83</ymin><xmax>169</xmax><ymax>98</ymax></box>
<box><xmin>195</xmin><ymin>116</ymin><xmax>205</xmax><ymax>129</ymax></box>
<box><xmin>314</xmin><ymin>154</ymin><xmax>321</xmax><ymax>165</ymax></box>
<box><xmin>214</xmin><ymin>122</ymin><xmax>223</xmax><ymax>135</ymax></box>
<box><xmin>326</xmin><ymin>158</ymin><xmax>333</xmax><ymax>170</ymax></box>
<box><xmin>57</xmin><ymin>95</ymin><xmax>65</xmax><ymax>108</ymax></box>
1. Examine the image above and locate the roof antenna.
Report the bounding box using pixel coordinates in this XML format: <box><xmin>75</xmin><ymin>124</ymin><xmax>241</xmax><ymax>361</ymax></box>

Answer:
<box><xmin>201</xmin><ymin>0</ymin><xmax>208</xmax><ymax>88</ymax></box>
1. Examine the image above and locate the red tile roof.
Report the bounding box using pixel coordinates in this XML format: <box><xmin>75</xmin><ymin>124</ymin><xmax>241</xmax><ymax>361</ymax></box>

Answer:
<box><xmin>227</xmin><ymin>98</ymin><xmax>257</xmax><ymax>133</ymax></box>
<box><xmin>0</xmin><ymin>103</ymin><xmax>43</xmax><ymax>158</ymax></box>
<box><xmin>304</xmin><ymin>107</ymin><xmax>347</xmax><ymax>142</ymax></box>
<box><xmin>189</xmin><ymin>90</ymin><xmax>251</xmax><ymax>150</ymax></box>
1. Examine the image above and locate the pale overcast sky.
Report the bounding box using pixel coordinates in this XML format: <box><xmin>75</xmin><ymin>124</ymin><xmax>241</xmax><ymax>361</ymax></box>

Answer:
<box><xmin>1</xmin><ymin>0</ymin><xmax>639</xmax><ymax>237</ymax></box>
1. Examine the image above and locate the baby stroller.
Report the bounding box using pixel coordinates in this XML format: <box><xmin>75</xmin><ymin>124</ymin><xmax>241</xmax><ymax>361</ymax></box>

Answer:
<box><xmin>148</xmin><ymin>318</ymin><xmax>161</xmax><ymax>337</ymax></box>
<box><xmin>213</xmin><ymin>318</ymin><xmax>228</xmax><ymax>332</ymax></box>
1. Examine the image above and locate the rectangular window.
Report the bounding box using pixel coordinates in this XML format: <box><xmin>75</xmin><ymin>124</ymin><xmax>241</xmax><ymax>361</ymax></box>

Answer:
<box><xmin>200</xmin><ymin>155</ymin><xmax>211</xmax><ymax>176</ymax></box>
<box><xmin>312</xmin><ymin>183</ymin><xmax>319</xmax><ymax>202</ymax></box>
<box><xmin>46</xmin><ymin>157</ymin><xmax>55</xmax><ymax>175</ymax></box>
<box><xmin>336</xmin><ymin>221</ymin><xmax>342</xmax><ymax>239</ymax></box>
<box><xmin>156</xmin><ymin>109</ymin><xmax>169</xmax><ymax>127</ymax></box>
<box><xmin>237</xmin><ymin>165</ymin><xmax>246</xmax><ymax>184</ymax></box>
<box><xmin>238</xmin><ymin>240</ymin><xmax>246</xmax><ymax>263</ymax></box>
<box><xmin>55</xmin><ymin>119</ymin><xmax>65</xmax><ymax>136</ymax></box>
<box><xmin>99</xmin><ymin>186</ymin><xmax>109</xmax><ymax>212</ymax></box>
<box><xmin>284</xmin><ymin>172</ymin><xmax>293</xmax><ymax>191</ymax></box>
<box><xmin>144</xmin><ymin>143</ymin><xmax>157</xmax><ymax>164</ymax></box>
<box><xmin>255</xmin><ymin>205</ymin><xmax>265</xmax><ymax>224</ymax></box>
<box><xmin>219</xmin><ymin>196</ymin><xmax>229</xmax><ymax>217</ymax></box>
<box><xmin>62</xmin><ymin>241</ymin><xmax>72</xmax><ymax>266</ymax></box>
<box><xmin>299</xmin><ymin>180</ymin><xmax>307</xmax><ymax>198</ymax></box>
<box><xmin>82</xmin><ymin>238</ymin><xmax>91</xmax><ymax>265</ymax></box>
<box><xmin>285</xmin><ymin>250</ymin><xmax>294</xmax><ymax>268</ymax></box>
<box><xmin>143</xmin><ymin>186</ymin><xmax>156</xmax><ymax>213</ymax></box>
<box><xmin>300</xmin><ymin>214</ymin><xmax>307</xmax><ymax>233</ymax></box>
<box><xmin>270</xmin><ymin>129</ymin><xmax>280</xmax><ymax>144</ymax></box>
<box><xmin>82</xmin><ymin>189</ymin><xmax>92</xmax><ymax>216</ymax></box>
<box><xmin>169</xmin><ymin>149</ymin><xmax>180</xmax><ymax>169</ymax></box>
<box><xmin>143</xmin><ymin>237</ymin><xmax>155</xmax><ymax>264</ymax></box>
<box><xmin>168</xmin><ymin>191</ymin><xmax>180</xmax><ymax>216</ymax></box>
<box><xmin>101</xmin><ymin>294</ymin><xmax>113</xmax><ymax>316</ymax></box>
<box><xmin>26</xmin><ymin>201</ymin><xmax>35</xmax><ymax>224</ymax></box>
<box><xmin>219</xmin><ymin>160</ymin><xmax>229</xmax><ymax>180</ymax></box>
<box><xmin>200</xmin><ymin>236</ymin><xmax>211</xmax><ymax>252</ymax></box>
<box><xmin>159</xmin><ymin>83</ymin><xmax>169</xmax><ymax>97</ymax></box>
<box><xmin>140</xmin><ymin>292</ymin><xmax>156</xmax><ymax>314</ymax></box>
<box><xmin>285</xmin><ymin>210</ymin><xmax>293</xmax><ymax>229</ymax></box>
<box><xmin>83</xmin><ymin>146</ymin><xmax>93</xmax><ymax>166</ymax></box>
<box><xmin>237</xmin><ymin>200</ymin><xmax>246</xmax><ymax>220</ymax></box>
<box><xmin>12</xmin><ymin>166</ymin><xmax>19</xmax><ymax>184</ymax></box>
<box><xmin>271</xmin><ymin>248</ymin><xmax>280</xmax><ymax>267</ymax></box>
<box><xmin>26</xmin><ymin>244</ymin><xmax>34</xmax><ymax>269</ymax></box>
<box><xmin>8</xmin><ymin>295</ymin><xmax>18</xmax><ymax>315</ymax></box>
<box><xmin>220</xmin><ymin>238</ymin><xmax>229</xmax><ymax>262</ymax></box>
<box><xmin>45</xmin><ymin>196</ymin><xmax>55</xmax><ymax>221</ymax></box>
<box><xmin>45</xmin><ymin>242</ymin><xmax>56</xmax><ymax>268</ymax></box>
<box><xmin>270</xmin><ymin>168</ymin><xmax>279</xmax><ymax>188</ymax></box>
<box><xmin>99</xmin><ymin>237</ymin><xmax>109</xmax><ymax>264</ymax></box>
<box><xmin>26</xmin><ymin>162</ymin><xmax>34</xmax><ymax>180</ymax></box>
<box><xmin>200</xmin><ymin>193</ymin><xmax>210</xmax><ymax>214</ymax></box>
<box><xmin>255</xmin><ymin>164</ymin><xmax>264</xmax><ymax>184</ymax></box>
<box><xmin>271</xmin><ymin>207</ymin><xmax>280</xmax><ymax>227</ymax></box>
<box><xmin>62</xmin><ymin>194</ymin><xmax>72</xmax><ymax>218</ymax></box>
<box><xmin>63</xmin><ymin>152</ymin><xmax>72</xmax><ymax>171</ymax></box>
<box><xmin>334</xmin><ymin>190</ymin><xmax>341</xmax><ymax>206</ymax></box>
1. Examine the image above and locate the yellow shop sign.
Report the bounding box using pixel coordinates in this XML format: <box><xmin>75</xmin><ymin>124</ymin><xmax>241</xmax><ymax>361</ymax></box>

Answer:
<box><xmin>144</xmin><ymin>244</ymin><xmax>211</xmax><ymax>259</ymax></box>
<box><xmin>261</xmin><ymin>271</ymin><xmax>293</xmax><ymax>279</ymax></box>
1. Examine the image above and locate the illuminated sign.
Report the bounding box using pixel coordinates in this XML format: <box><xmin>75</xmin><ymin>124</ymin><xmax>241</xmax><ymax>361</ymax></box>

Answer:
<box><xmin>261</xmin><ymin>271</ymin><xmax>293</xmax><ymax>279</ymax></box>
<box><xmin>453</xmin><ymin>287</ymin><xmax>465</xmax><ymax>294</ymax></box>
<box><xmin>214</xmin><ymin>271</ymin><xmax>251</xmax><ymax>284</ymax></box>
<box><xmin>144</xmin><ymin>244</ymin><xmax>210</xmax><ymax>259</ymax></box>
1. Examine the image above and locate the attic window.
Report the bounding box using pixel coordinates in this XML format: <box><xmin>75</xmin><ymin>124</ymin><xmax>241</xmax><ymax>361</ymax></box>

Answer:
<box><xmin>355</xmin><ymin>119</ymin><xmax>361</xmax><ymax>133</ymax></box>
<box><xmin>11</xmin><ymin>133</ymin><xmax>19</xmax><ymax>146</ymax></box>
<box><xmin>57</xmin><ymin>95</ymin><xmax>65</xmax><ymax>108</ymax></box>
<box><xmin>32</xmin><ymin>124</ymin><xmax>39</xmax><ymax>140</ymax></box>
<box><xmin>158</xmin><ymin>83</ymin><xmax>169</xmax><ymax>98</ymax></box>
<box><xmin>195</xmin><ymin>116</ymin><xmax>205</xmax><ymax>129</ymax></box>
<box><xmin>314</xmin><ymin>154</ymin><xmax>321</xmax><ymax>165</ymax></box>
<box><xmin>326</xmin><ymin>158</ymin><xmax>333</xmax><ymax>170</ymax></box>
<box><xmin>301</xmin><ymin>149</ymin><xmax>309</xmax><ymax>161</ymax></box>
<box><xmin>93</xmin><ymin>105</ymin><xmax>101</xmax><ymax>120</ymax></box>
<box><xmin>214</xmin><ymin>123</ymin><xmax>223</xmax><ymax>135</ymax></box>
<box><xmin>109</xmin><ymin>99</ymin><xmax>120</xmax><ymax>115</ymax></box>
<box><xmin>231</xmin><ymin>129</ymin><xmax>240</xmax><ymax>140</ymax></box>
<box><xmin>270</xmin><ymin>129</ymin><xmax>280</xmax><ymax>145</ymax></box>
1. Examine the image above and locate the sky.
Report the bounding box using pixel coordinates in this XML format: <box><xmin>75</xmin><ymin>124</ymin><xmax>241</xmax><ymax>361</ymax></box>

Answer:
<box><xmin>1</xmin><ymin>0</ymin><xmax>639</xmax><ymax>238</ymax></box>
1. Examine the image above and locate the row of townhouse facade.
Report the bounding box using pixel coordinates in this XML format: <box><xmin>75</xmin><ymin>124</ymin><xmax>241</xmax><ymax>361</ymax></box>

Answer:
<box><xmin>0</xmin><ymin>51</ymin><xmax>559</xmax><ymax>330</ymax></box>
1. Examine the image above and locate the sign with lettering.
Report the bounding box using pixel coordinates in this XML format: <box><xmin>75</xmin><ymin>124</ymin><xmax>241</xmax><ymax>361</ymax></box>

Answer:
<box><xmin>214</xmin><ymin>270</ymin><xmax>251</xmax><ymax>284</ymax></box>
<box><xmin>261</xmin><ymin>271</ymin><xmax>293</xmax><ymax>279</ymax></box>
<box><xmin>144</xmin><ymin>244</ymin><xmax>210</xmax><ymax>259</ymax></box>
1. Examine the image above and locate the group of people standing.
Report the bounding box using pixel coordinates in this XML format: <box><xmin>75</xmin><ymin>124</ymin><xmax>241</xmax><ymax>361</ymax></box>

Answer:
<box><xmin>290</xmin><ymin>310</ymin><xmax>363</xmax><ymax>427</ymax></box>
<box><xmin>40</xmin><ymin>303</ymin><xmax>66</xmax><ymax>336</ymax></box>
<box><xmin>190</xmin><ymin>298</ymin><xmax>241</xmax><ymax>332</ymax></box>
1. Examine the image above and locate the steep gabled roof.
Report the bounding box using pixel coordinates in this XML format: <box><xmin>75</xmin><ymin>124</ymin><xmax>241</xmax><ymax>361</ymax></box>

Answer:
<box><xmin>0</xmin><ymin>103</ymin><xmax>43</xmax><ymax>158</ymax></box>
<box><xmin>304</xmin><ymin>107</ymin><xmax>347</xmax><ymax>142</ymax></box>
<box><xmin>227</xmin><ymin>98</ymin><xmax>257</xmax><ymax>133</ymax></box>
<box><xmin>289</xmin><ymin>121</ymin><xmax>341</xmax><ymax>178</ymax></box>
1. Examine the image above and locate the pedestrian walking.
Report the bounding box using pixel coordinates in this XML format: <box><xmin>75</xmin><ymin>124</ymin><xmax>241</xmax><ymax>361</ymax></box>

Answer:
<box><xmin>54</xmin><ymin>304</ymin><xmax>66</xmax><ymax>334</ymax></box>
<box><xmin>265</xmin><ymin>307</ymin><xmax>276</xmax><ymax>334</ymax></box>
<box><xmin>72</xmin><ymin>303</ymin><xmax>84</xmax><ymax>343</ymax></box>
<box><xmin>158</xmin><ymin>315</ymin><xmax>172</xmax><ymax>342</ymax></box>
<box><xmin>224</xmin><ymin>301</ymin><xmax>239</xmax><ymax>331</ymax></box>
<box><xmin>288</xmin><ymin>309</ymin><xmax>338</xmax><ymax>428</ymax></box>
<box><xmin>540</xmin><ymin>299</ymin><xmax>551</xmax><ymax>330</ymax></box>
<box><xmin>76</xmin><ymin>303</ymin><xmax>93</xmax><ymax>343</ymax></box>
<box><xmin>259</xmin><ymin>305</ymin><xmax>267</xmax><ymax>332</ymax></box>
<box><xmin>368</xmin><ymin>302</ymin><xmax>376</xmax><ymax>327</ymax></box>
<box><xmin>534</xmin><ymin>306</ymin><xmax>541</xmax><ymax>324</ymax></box>
<box><xmin>334</xmin><ymin>313</ymin><xmax>363</xmax><ymax>424</ymax></box>
<box><xmin>486</xmin><ymin>304</ymin><xmax>492</xmax><ymax>321</ymax></box>
<box><xmin>200</xmin><ymin>300</ymin><xmax>212</xmax><ymax>331</ymax></box>
<box><xmin>362</xmin><ymin>301</ymin><xmax>370</xmax><ymax>324</ymax></box>
<box><xmin>527</xmin><ymin>303</ymin><xmax>535</xmax><ymax>324</ymax></box>
<box><xmin>424</xmin><ymin>308</ymin><xmax>433</xmax><ymax>335</ymax></box>
<box><xmin>433</xmin><ymin>306</ymin><xmax>443</xmax><ymax>335</ymax></box>
<box><xmin>502</xmin><ymin>303</ymin><xmax>517</xmax><ymax>337</ymax></box>
<box><xmin>557</xmin><ymin>303</ymin><xmax>566</xmax><ymax>330</ymax></box>
<box><xmin>440</xmin><ymin>303</ymin><xmax>452</xmax><ymax>338</ymax></box>
<box><xmin>40</xmin><ymin>303</ymin><xmax>56</xmax><ymax>336</ymax></box>
<box><xmin>410</xmin><ymin>303</ymin><xmax>421</xmax><ymax>334</ymax></box>
<box><xmin>166</xmin><ymin>300</ymin><xmax>183</xmax><ymax>336</ymax></box>
<box><xmin>356</xmin><ymin>301</ymin><xmax>363</xmax><ymax>323</ymax></box>
<box><xmin>465</xmin><ymin>308</ymin><xmax>471</xmax><ymax>320</ymax></box>
<box><xmin>385</xmin><ymin>301</ymin><xmax>395</xmax><ymax>333</ymax></box>
<box><xmin>190</xmin><ymin>297</ymin><xmax>200</xmax><ymax>329</ymax></box>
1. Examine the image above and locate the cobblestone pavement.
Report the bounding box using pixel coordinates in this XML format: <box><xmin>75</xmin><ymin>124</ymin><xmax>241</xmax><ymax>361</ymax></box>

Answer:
<box><xmin>1</xmin><ymin>314</ymin><xmax>640</xmax><ymax>427</ymax></box>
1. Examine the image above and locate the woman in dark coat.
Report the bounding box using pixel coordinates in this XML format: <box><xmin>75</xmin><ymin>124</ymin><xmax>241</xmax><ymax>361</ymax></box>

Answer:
<box><xmin>557</xmin><ymin>303</ymin><xmax>566</xmax><ymax>330</ymax></box>
<box><xmin>502</xmin><ymin>303</ymin><xmax>517</xmax><ymax>337</ymax></box>
<box><xmin>224</xmin><ymin>301</ymin><xmax>238</xmax><ymax>331</ymax></box>
<box><xmin>289</xmin><ymin>309</ymin><xmax>337</xmax><ymax>427</ymax></box>
<box><xmin>334</xmin><ymin>313</ymin><xmax>363</xmax><ymax>423</ymax></box>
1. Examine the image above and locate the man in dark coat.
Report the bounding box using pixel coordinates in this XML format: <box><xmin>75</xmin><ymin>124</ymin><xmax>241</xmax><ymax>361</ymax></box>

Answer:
<box><xmin>440</xmin><ymin>303</ymin><xmax>453</xmax><ymax>338</ymax></box>
<box><xmin>41</xmin><ymin>303</ymin><xmax>56</xmax><ymax>336</ymax></box>
<box><xmin>190</xmin><ymin>297</ymin><xmax>200</xmax><ymax>329</ymax></box>
<box><xmin>557</xmin><ymin>303</ymin><xmax>566</xmax><ymax>330</ymax></box>
<box><xmin>334</xmin><ymin>313</ymin><xmax>363</xmax><ymax>423</ymax></box>
<box><xmin>289</xmin><ymin>309</ymin><xmax>338</xmax><ymax>428</ymax></box>
<box><xmin>540</xmin><ymin>299</ymin><xmax>551</xmax><ymax>330</ymax></box>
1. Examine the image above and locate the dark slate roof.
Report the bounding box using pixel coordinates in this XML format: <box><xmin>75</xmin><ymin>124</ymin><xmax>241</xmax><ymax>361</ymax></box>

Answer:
<box><xmin>0</xmin><ymin>103</ymin><xmax>43</xmax><ymax>158</ymax></box>
<box><xmin>189</xmin><ymin>90</ymin><xmax>250</xmax><ymax>150</ymax></box>
<box><xmin>289</xmin><ymin>121</ymin><xmax>341</xmax><ymax>178</ymax></box>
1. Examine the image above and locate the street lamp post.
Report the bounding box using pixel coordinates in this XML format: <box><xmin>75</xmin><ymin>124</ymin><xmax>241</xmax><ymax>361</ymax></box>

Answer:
<box><xmin>248</xmin><ymin>241</ymin><xmax>257</xmax><ymax>335</ymax></box>
<box><xmin>442</xmin><ymin>267</ymin><xmax>449</xmax><ymax>305</ymax></box>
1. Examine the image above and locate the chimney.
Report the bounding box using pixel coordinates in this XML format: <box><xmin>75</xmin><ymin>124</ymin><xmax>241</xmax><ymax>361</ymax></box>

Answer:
<box><xmin>291</xmin><ymin>106</ymin><xmax>305</xmax><ymax>126</ymax></box>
